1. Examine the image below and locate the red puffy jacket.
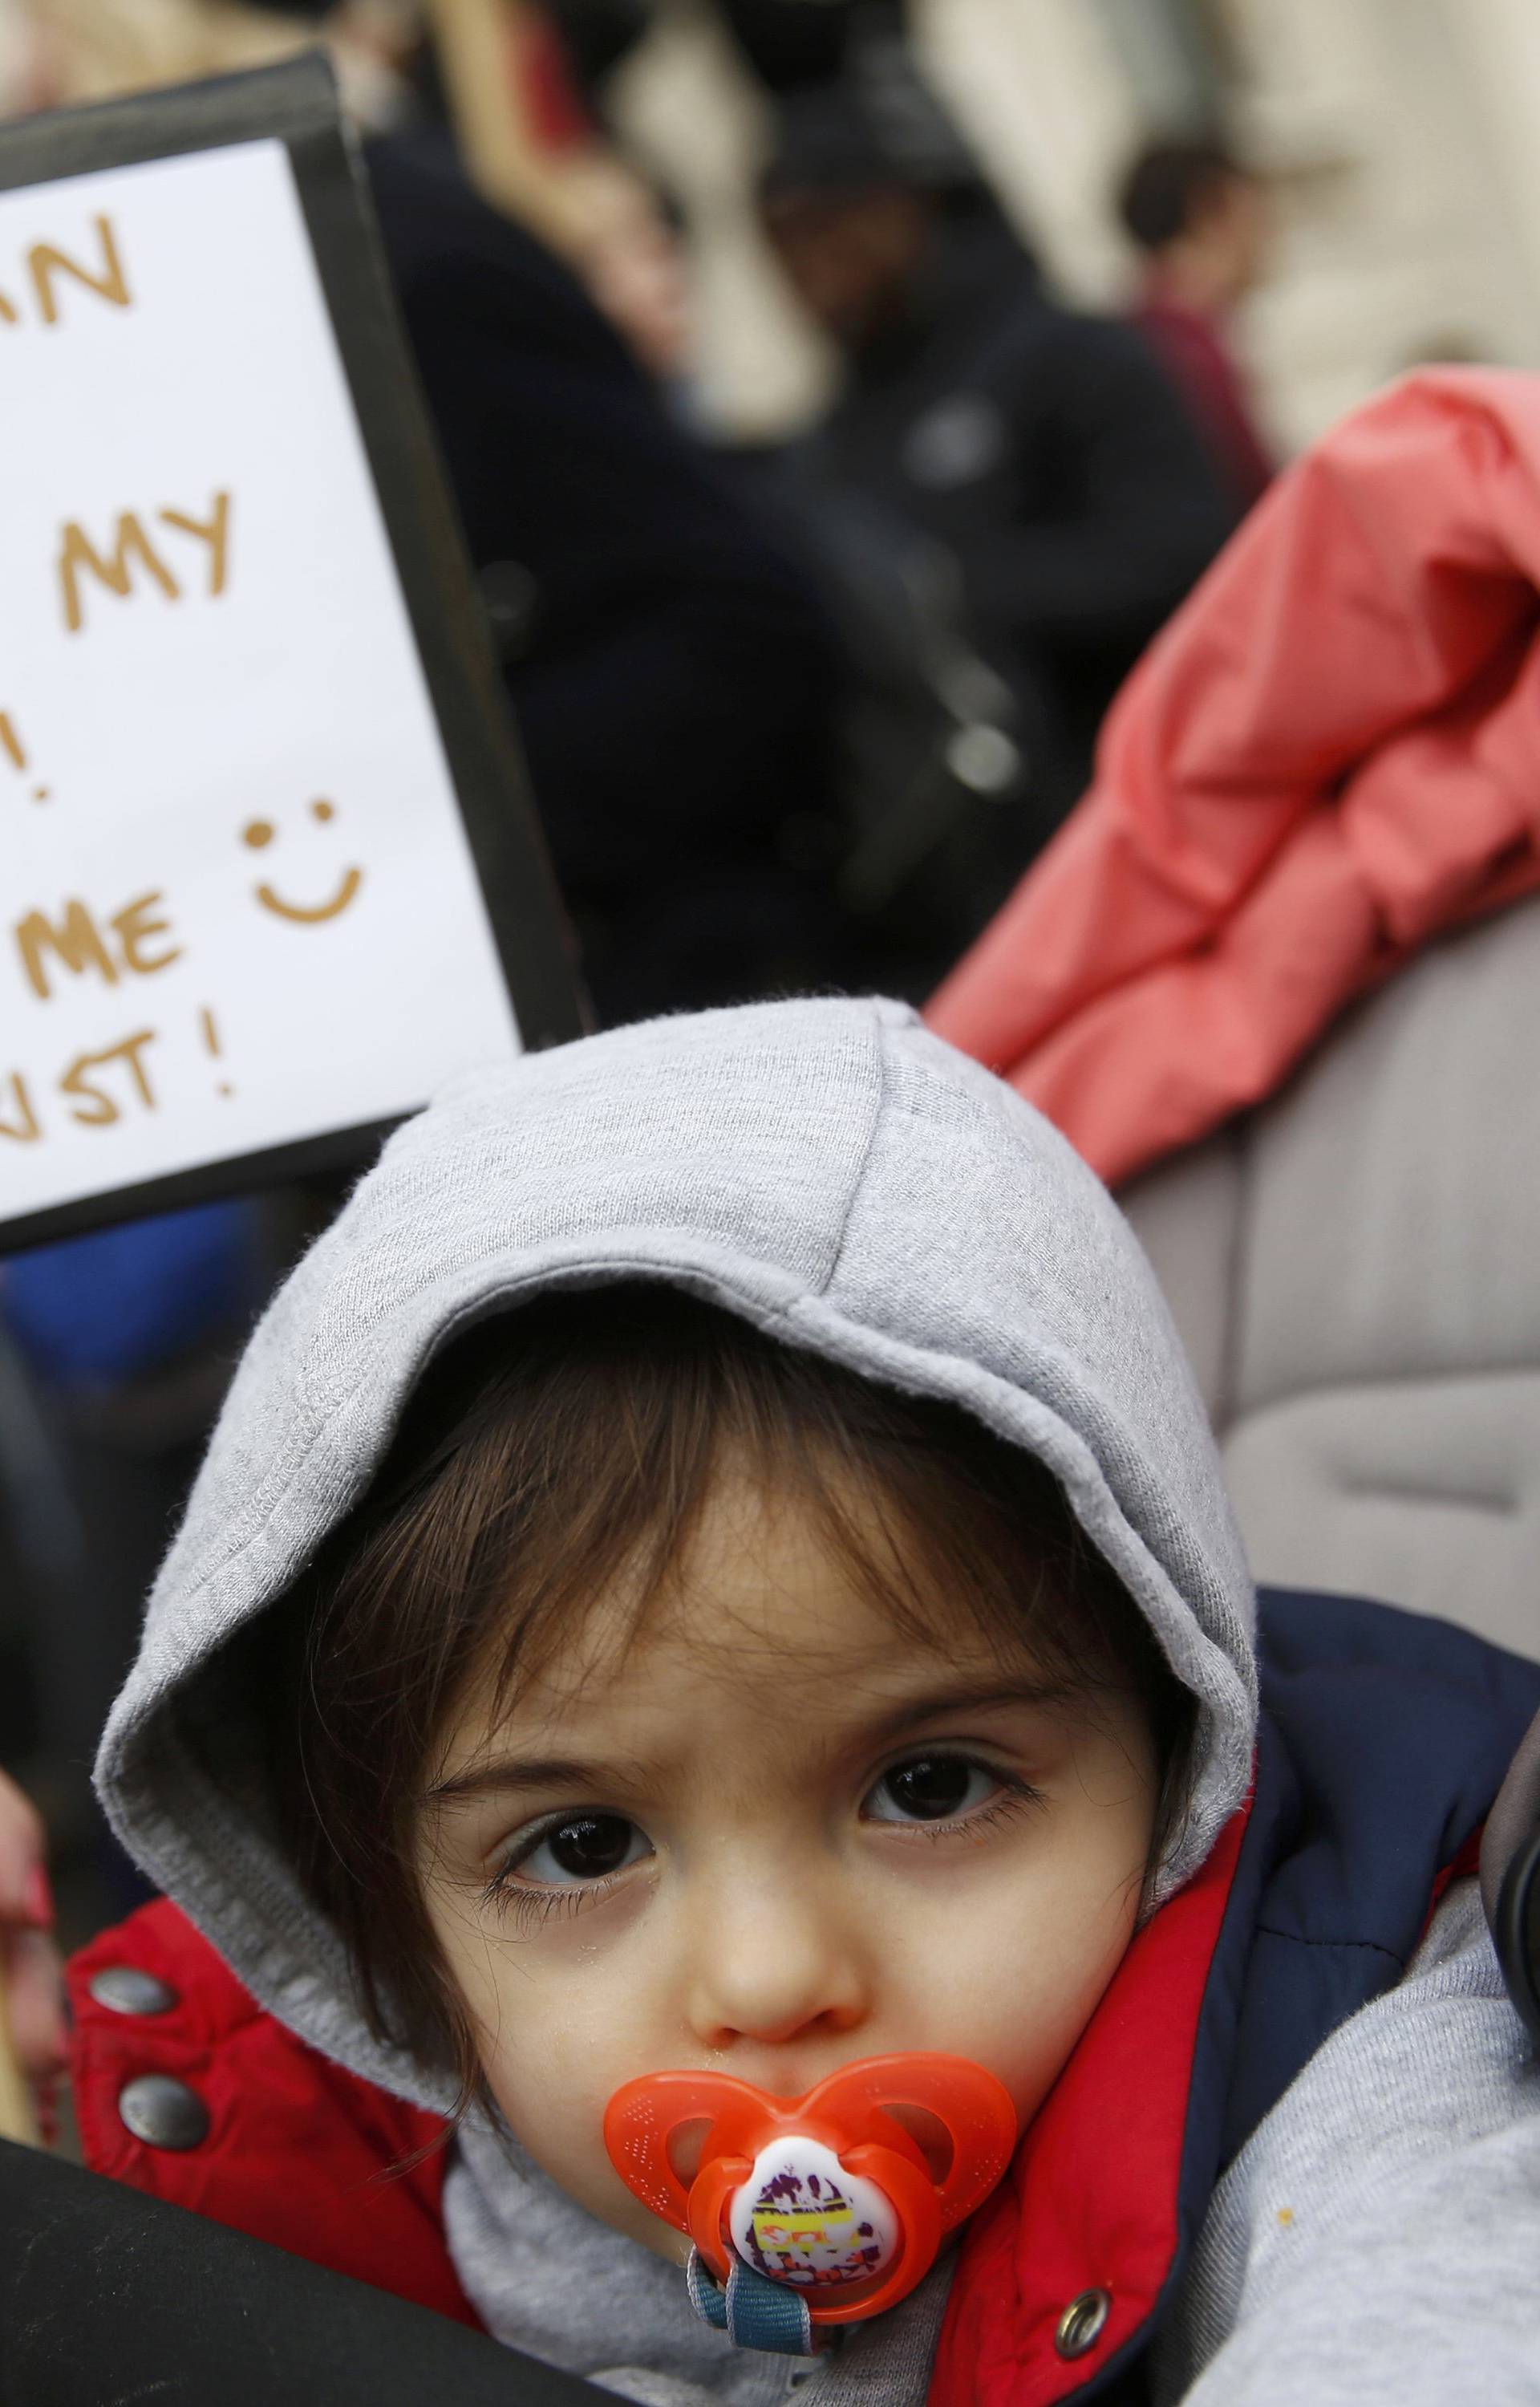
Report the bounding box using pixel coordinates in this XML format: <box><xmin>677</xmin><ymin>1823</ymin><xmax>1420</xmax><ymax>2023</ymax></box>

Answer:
<box><xmin>929</xmin><ymin>370</ymin><xmax>1540</xmax><ymax>1184</ymax></box>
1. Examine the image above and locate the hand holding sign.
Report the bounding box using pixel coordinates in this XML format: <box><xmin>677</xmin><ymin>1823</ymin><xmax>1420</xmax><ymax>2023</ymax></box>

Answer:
<box><xmin>0</xmin><ymin>60</ymin><xmax>578</xmax><ymax>1252</ymax></box>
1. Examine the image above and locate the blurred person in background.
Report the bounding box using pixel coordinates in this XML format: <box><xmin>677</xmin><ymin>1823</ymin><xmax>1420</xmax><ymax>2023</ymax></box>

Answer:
<box><xmin>414</xmin><ymin>0</ymin><xmax>700</xmax><ymax>385</ymax></box>
<box><xmin>1120</xmin><ymin>136</ymin><xmax>1276</xmax><ymax>513</ymax></box>
<box><xmin>756</xmin><ymin>59</ymin><xmax>1236</xmax><ymax>983</ymax></box>
<box><xmin>14</xmin><ymin>0</ymin><xmax>418</xmax><ymax>121</ymax></box>
<box><xmin>363</xmin><ymin>120</ymin><xmax>849</xmax><ymax>1017</ymax></box>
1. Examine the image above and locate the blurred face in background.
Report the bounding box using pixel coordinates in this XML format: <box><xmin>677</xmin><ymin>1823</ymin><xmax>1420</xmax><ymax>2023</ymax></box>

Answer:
<box><xmin>762</xmin><ymin>185</ymin><xmax>934</xmax><ymax>351</ymax></box>
<box><xmin>1191</xmin><ymin>172</ymin><xmax>1273</xmax><ymax>309</ymax></box>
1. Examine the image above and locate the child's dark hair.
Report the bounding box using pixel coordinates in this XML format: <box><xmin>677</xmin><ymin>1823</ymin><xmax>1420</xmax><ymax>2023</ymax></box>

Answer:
<box><xmin>278</xmin><ymin>1283</ymin><xmax>1195</xmax><ymax>2112</ymax></box>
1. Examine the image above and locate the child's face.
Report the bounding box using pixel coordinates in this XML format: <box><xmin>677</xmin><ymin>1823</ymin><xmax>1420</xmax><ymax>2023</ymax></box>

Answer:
<box><xmin>417</xmin><ymin>1464</ymin><xmax>1160</xmax><ymax>2262</ymax></box>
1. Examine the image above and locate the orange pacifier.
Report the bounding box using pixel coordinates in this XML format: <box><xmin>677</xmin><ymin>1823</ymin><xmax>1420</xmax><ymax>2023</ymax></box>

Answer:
<box><xmin>604</xmin><ymin>2053</ymin><xmax>1016</xmax><ymax>2347</ymax></box>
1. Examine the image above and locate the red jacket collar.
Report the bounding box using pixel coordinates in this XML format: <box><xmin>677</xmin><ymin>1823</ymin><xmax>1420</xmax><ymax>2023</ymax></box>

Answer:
<box><xmin>931</xmin><ymin>1804</ymin><xmax>1249</xmax><ymax>2405</ymax></box>
<box><xmin>67</xmin><ymin>1900</ymin><xmax>480</xmax><ymax>2330</ymax></box>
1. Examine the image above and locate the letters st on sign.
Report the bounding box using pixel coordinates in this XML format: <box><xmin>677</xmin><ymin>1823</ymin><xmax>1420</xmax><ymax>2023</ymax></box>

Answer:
<box><xmin>0</xmin><ymin>58</ymin><xmax>581</xmax><ymax>1255</ymax></box>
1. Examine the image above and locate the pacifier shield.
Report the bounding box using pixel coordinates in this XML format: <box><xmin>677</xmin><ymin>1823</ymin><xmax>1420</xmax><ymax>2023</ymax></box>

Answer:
<box><xmin>727</xmin><ymin>2136</ymin><xmax>899</xmax><ymax>2291</ymax></box>
<box><xmin>604</xmin><ymin>2052</ymin><xmax>1016</xmax><ymax>2327</ymax></box>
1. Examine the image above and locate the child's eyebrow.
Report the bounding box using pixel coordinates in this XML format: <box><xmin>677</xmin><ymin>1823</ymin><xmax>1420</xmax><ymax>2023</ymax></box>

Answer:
<box><xmin>424</xmin><ymin>1684</ymin><xmax>1077</xmax><ymax>1807</ymax></box>
<box><xmin>424</xmin><ymin>1753</ymin><xmax>649</xmax><ymax>1808</ymax></box>
<box><xmin>861</xmin><ymin>1678</ymin><xmax>1077</xmax><ymax>1747</ymax></box>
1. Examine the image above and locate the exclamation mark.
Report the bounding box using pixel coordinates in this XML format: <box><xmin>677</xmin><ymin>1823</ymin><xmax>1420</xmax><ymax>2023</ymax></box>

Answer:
<box><xmin>0</xmin><ymin>712</ymin><xmax>49</xmax><ymax>801</ymax></box>
<box><xmin>201</xmin><ymin>1006</ymin><xmax>232</xmax><ymax>1096</ymax></box>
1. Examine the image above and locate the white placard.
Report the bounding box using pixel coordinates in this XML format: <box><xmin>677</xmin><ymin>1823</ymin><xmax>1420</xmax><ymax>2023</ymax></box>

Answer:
<box><xmin>0</xmin><ymin>137</ymin><xmax>523</xmax><ymax>1229</ymax></box>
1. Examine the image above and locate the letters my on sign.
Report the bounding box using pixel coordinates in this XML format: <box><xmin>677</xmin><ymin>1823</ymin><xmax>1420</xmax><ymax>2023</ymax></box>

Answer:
<box><xmin>0</xmin><ymin>61</ymin><xmax>578</xmax><ymax>1251</ymax></box>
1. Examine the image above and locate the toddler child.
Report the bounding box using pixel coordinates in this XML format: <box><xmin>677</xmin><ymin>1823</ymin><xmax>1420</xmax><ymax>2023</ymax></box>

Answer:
<box><xmin>71</xmin><ymin>998</ymin><xmax>1540</xmax><ymax>2405</ymax></box>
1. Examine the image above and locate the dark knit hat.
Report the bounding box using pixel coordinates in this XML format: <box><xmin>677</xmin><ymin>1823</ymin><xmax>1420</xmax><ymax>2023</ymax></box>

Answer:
<box><xmin>761</xmin><ymin>37</ymin><xmax>981</xmax><ymax>202</ymax></box>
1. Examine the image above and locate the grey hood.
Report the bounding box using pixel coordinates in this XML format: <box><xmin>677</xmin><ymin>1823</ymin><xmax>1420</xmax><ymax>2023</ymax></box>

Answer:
<box><xmin>96</xmin><ymin>996</ymin><xmax>1257</xmax><ymax>2113</ymax></box>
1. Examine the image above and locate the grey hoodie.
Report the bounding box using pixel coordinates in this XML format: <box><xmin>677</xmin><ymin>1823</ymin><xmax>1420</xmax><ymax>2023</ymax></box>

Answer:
<box><xmin>92</xmin><ymin>997</ymin><xmax>1540</xmax><ymax>2405</ymax></box>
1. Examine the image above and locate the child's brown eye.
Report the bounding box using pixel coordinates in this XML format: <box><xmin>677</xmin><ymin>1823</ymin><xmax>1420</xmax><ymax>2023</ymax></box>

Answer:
<box><xmin>871</xmin><ymin>1756</ymin><xmax>987</xmax><ymax>1823</ymax></box>
<box><xmin>514</xmin><ymin>1812</ymin><xmax>650</xmax><ymax>1886</ymax></box>
<box><xmin>548</xmin><ymin>1815</ymin><xmax>636</xmax><ymax>1875</ymax></box>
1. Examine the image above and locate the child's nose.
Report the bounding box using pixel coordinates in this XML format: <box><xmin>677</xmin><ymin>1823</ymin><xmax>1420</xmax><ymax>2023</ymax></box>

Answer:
<box><xmin>683</xmin><ymin>1876</ymin><xmax>870</xmax><ymax>2054</ymax></box>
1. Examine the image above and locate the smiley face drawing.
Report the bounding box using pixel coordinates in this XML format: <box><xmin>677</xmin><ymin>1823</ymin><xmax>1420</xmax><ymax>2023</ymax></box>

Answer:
<box><xmin>242</xmin><ymin>799</ymin><xmax>363</xmax><ymax>924</ymax></box>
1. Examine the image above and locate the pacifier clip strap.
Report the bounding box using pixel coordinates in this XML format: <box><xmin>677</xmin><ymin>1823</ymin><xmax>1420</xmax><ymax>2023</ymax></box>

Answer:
<box><xmin>687</xmin><ymin>2249</ymin><xmax>817</xmax><ymax>2356</ymax></box>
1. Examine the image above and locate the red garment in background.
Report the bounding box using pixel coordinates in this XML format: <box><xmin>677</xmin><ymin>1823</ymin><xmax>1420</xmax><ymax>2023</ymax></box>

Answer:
<box><xmin>926</xmin><ymin>369</ymin><xmax>1540</xmax><ymax>1186</ymax></box>
<box><xmin>1133</xmin><ymin>291</ymin><xmax>1274</xmax><ymax>509</ymax></box>
<box><xmin>510</xmin><ymin>4</ymin><xmax>594</xmax><ymax>153</ymax></box>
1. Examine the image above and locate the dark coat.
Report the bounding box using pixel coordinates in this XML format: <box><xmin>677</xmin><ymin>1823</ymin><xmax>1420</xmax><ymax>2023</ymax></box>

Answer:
<box><xmin>787</xmin><ymin>209</ymin><xmax>1237</xmax><ymax>817</ymax></box>
<box><xmin>365</xmin><ymin>134</ymin><xmax>846</xmax><ymax>1023</ymax></box>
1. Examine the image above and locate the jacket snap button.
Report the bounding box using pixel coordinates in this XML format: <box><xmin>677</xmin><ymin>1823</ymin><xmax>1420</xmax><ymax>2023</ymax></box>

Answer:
<box><xmin>117</xmin><ymin>2075</ymin><xmax>209</xmax><ymax>2151</ymax></box>
<box><xmin>1055</xmin><ymin>2289</ymin><xmax>1112</xmax><ymax>2360</ymax></box>
<box><xmin>88</xmin><ymin>1967</ymin><xmax>178</xmax><ymax>2016</ymax></box>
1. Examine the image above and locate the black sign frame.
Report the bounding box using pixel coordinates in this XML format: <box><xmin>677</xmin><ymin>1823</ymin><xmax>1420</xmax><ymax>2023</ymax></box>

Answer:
<box><xmin>0</xmin><ymin>54</ymin><xmax>585</xmax><ymax>1256</ymax></box>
